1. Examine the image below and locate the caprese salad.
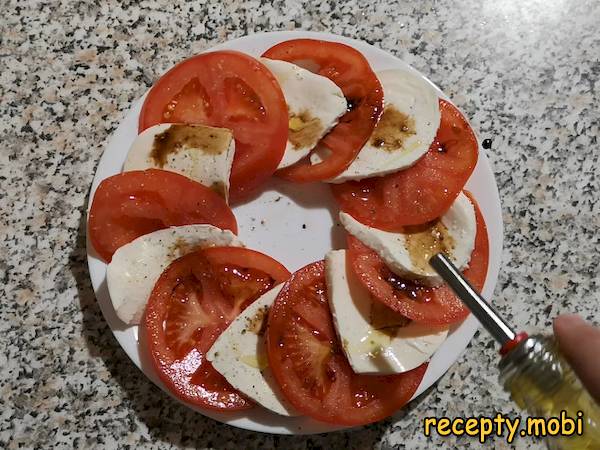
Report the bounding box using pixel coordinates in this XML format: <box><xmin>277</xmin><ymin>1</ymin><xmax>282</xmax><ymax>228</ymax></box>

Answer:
<box><xmin>88</xmin><ymin>38</ymin><xmax>489</xmax><ymax>427</ymax></box>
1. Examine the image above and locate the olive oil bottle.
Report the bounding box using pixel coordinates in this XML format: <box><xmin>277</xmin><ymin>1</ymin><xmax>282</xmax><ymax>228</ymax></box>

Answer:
<box><xmin>430</xmin><ymin>254</ymin><xmax>600</xmax><ymax>449</ymax></box>
<box><xmin>499</xmin><ymin>335</ymin><xmax>600</xmax><ymax>449</ymax></box>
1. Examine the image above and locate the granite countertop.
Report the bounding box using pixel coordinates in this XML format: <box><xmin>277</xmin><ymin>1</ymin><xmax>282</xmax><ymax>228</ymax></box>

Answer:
<box><xmin>2</xmin><ymin>0</ymin><xmax>599</xmax><ymax>448</ymax></box>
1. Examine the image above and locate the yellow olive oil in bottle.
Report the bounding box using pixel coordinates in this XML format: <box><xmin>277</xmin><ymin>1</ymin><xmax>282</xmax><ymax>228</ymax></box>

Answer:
<box><xmin>430</xmin><ymin>254</ymin><xmax>600</xmax><ymax>449</ymax></box>
<box><xmin>499</xmin><ymin>335</ymin><xmax>600</xmax><ymax>449</ymax></box>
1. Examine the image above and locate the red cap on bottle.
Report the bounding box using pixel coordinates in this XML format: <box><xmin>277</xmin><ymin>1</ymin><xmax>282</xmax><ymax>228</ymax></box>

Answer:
<box><xmin>499</xmin><ymin>332</ymin><xmax>529</xmax><ymax>356</ymax></box>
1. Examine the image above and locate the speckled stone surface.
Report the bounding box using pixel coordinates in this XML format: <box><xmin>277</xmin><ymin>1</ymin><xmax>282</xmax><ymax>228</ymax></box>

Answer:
<box><xmin>2</xmin><ymin>0</ymin><xmax>599</xmax><ymax>448</ymax></box>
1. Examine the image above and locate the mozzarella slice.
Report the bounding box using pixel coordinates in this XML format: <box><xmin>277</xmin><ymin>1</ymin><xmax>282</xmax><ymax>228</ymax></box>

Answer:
<box><xmin>123</xmin><ymin>123</ymin><xmax>235</xmax><ymax>201</ymax></box>
<box><xmin>260</xmin><ymin>58</ymin><xmax>347</xmax><ymax>169</ymax></box>
<box><xmin>107</xmin><ymin>224</ymin><xmax>242</xmax><ymax>325</ymax></box>
<box><xmin>311</xmin><ymin>69</ymin><xmax>440</xmax><ymax>182</ymax></box>
<box><xmin>325</xmin><ymin>250</ymin><xmax>448</xmax><ymax>374</ymax></box>
<box><xmin>340</xmin><ymin>192</ymin><xmax>476</xmax><ymax>286</ymax></box>
<box><xmin>207</xmin><ymin>285</ymin><xmax>299</xmax><ymax>416</ymax></box>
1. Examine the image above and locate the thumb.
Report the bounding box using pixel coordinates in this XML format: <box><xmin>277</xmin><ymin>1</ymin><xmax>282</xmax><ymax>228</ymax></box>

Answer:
<box><xmin>553</xmin><ymin>314</ymin><xmax>600</xmax><ymax>403</ymax></box>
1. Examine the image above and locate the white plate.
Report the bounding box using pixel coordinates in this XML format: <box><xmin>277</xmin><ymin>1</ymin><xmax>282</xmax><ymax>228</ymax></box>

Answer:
<box><xmin>86</xmin><ymin>30</ymin><xmax>503</xmax><ymax>435</ymax></box>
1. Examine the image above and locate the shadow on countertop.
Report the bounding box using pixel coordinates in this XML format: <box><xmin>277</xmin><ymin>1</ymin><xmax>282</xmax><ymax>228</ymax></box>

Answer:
<box><xmin>69</xmin><ymin>207</ymin><xmax>434</xmax><ymax>449</ymax></box>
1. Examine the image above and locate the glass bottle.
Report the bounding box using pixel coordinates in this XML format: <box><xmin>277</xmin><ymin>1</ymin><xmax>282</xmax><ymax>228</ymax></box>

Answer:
<box><xmin>499</xmin><ymin>335</ymin><xmax>600</xmax><ymax>449</ymax></box>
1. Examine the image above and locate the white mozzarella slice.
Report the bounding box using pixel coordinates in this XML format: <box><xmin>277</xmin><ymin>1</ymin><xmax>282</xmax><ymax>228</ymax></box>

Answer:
<box><xmin>207</xmin><ymin>285</ymin><xmax>299</xmax><ymax>416</ymax></box>
<box><xmin>340</xmin><ymin>192</ymin><xmax>476</xmax><ymax>286</ymax></box>
<box><xmin>107</xmin><ymin>224</ymin><xmax>242</xmax><ymax>325</ymax></box>
<box><xmin>311</xmin><ymin>69</ymin><xmax>440</xmax><ymax>182</ymax></box>
<box><xmin>325</xmin><ymin>250</ymin><xmax>448</xmax><ymax>374</ymax></box>
<box><xmin>260</xmin><ymin>58</ymin><xmax>347</xmax><ymax>169</ymax></box>
<box><xmin>123</xmin><ymin>123</ymin><xmax>235</xmax><ymax>201</ymax></box>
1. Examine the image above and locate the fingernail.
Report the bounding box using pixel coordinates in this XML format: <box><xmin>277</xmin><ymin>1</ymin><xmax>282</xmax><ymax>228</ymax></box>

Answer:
<box><xmin>554</xmin><ymin>314</ymin><xmax>585</xmax><ymax>327</ymax></box>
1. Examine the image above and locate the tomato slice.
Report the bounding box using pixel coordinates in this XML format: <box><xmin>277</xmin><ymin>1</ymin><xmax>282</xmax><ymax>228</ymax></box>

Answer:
<box><xmin>262</xmin><ymin>39</ymin><xmax>383</xmax><ymax>182</ymax></box>
<box><xmin>347</xmin><ymin>191</ymin><xmax>489</xmax><ymax>325</ymax></box>
<box><xmin>138</xmin><ymin>51</ymin><xmax>288</xmax><ymax>201</ymax></box>
<box><xmin>332</xmin><ymin>99</ymin><xmax>478</xmax><ymax>229</ymax></box>
<box><xmin>88</xmin><ymin>169</ymin><xmax>237</xmax><ymax>262</ymax></box>
<box><xmin>266</xmin><ymin>260</ymin><xmax>427</xmax><ymax>425</ymax></box>
<box><xmin>143</xmin><ymin>247</ymin><xmax>291</xmax><ymax>411</ymax></box>
<box><xmin>202</xmin><ymin>246</ymin><xmax>292</xmax><ymax>319</ymax></box>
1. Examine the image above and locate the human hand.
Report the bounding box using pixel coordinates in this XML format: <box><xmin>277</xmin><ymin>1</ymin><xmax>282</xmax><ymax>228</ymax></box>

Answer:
<box><xmin>553</xmin><ymin>314</ymin><xmax>600</xmax><ymax>403</ymax></box>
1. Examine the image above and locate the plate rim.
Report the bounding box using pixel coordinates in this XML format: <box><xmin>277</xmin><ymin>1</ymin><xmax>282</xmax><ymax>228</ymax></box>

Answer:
<box><xmin>85</xmin><ymin>29</ymin><xmax>503</xmax><ymax>435</ymax></box>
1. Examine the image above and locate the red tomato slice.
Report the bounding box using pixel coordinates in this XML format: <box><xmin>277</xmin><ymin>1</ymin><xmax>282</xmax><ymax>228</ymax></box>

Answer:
<box><xmin>262</xmin><ymin>39</ymin><xmax>383</xmax><ymax>182</ymax></box>
<box><xmin>138</xmin><ymin>51</ymin><xmax>288</xmax><ymax>201</ymax></box>
<box><xmin>332</xmin><ymin>99</ymin><xmax>478</xmax><ymax>229</ymax></box>
<box><xmin>202</xmin><ymin>246</ymin><xmax>292</xmax><ymax>319</ymax></box>
<box><xmin>88</xmin><ymin>169</ymin><xmax>237</xmax><ymax>262</ymax></box>
<box><xmin>142</xmin><ymin>247</ymin><xmax>291</xmax><ymax>411</ymax></box>
<box><xmin>347</xmin><ymin>191</ymin><xmax>489</xmax><ymax>325</ymax></box>
<box><xmin>266</xmin><ymin>260</ymin><xmax>427</xmax><ymax>425</ymax></box>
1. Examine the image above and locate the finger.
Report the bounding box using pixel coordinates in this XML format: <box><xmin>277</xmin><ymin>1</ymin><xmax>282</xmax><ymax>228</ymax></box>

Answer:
<box><xmin>553</xmin><ymin>314</ymin><xmax>600</xmax><ymax>403</ymax></box>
